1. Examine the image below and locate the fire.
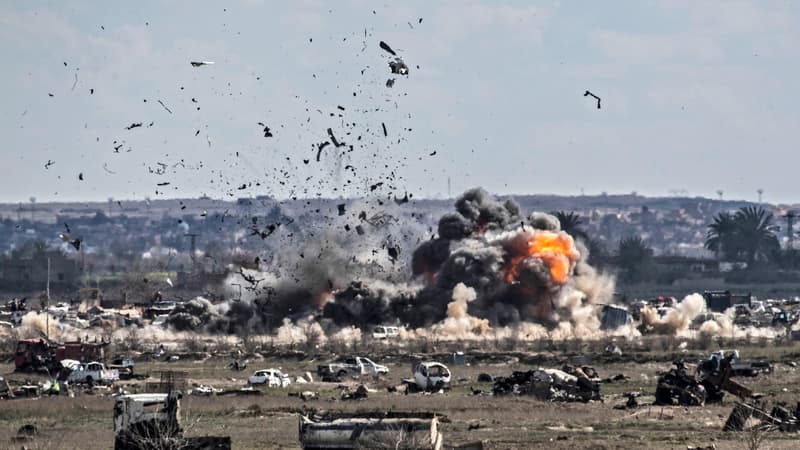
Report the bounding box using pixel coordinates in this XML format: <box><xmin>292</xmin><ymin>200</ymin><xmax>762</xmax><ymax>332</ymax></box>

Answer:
<box><xmin>505</xmin><ymin>231</ymin><xmax>579</xmax><ymax>285</ymax></box>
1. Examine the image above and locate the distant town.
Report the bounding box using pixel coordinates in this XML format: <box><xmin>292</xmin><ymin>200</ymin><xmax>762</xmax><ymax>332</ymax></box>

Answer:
<box><xmin>1</xmin><ymin>192</ymin><xmax>799</xmax><ymax>303</ymax></box>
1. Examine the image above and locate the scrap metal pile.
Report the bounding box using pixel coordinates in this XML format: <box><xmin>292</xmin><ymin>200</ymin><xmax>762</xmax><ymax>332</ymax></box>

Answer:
<box><xmin>492</xmin><ymin>365</ymin><xmax>600</xmax><ymax>402</ymax></box>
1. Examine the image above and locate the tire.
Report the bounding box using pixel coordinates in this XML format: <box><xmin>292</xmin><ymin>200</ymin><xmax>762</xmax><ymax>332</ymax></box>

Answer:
<box><xmin>85</xmin><ymin>376</ymin><xmax>94</xmax><ymax>387</ymax></box>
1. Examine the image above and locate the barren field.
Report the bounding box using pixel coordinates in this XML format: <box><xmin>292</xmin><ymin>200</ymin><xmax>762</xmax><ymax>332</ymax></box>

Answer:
<box><xmin>3</xmin><ymin>340</ymin><xmax>800</xmax><ymax>449</ymax></box>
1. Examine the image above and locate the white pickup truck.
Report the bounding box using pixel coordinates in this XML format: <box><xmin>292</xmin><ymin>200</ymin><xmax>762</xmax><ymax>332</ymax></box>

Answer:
<box><xmin>317</xmin><ymin>357</ymin><xmax>389</xmax><ymax>382</ymax></box>
<box><xmin>65</xmin><ymin>361</ymin><xmax>119</xmax><ymax>385</ymax></box>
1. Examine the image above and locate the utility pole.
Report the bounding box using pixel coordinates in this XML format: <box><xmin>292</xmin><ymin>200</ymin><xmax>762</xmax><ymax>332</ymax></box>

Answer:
<box><xmin>784</xmin><ymin>211</ymin><xmax>797</xmax><ymax>250</ymax></box>
<box><xmin>185</xmin><ymin>233</ymin><xmax>199</xmax><ymax>271</ymax></box>
<box><xmin>757</xmin><ymin>188</ymin><xmax>764</xmax><ymax>204</ymax></box>
<box><xmin>46</xmin><ymin>257</ymin><xmax>50</xmax><ymax>340</ymax></box>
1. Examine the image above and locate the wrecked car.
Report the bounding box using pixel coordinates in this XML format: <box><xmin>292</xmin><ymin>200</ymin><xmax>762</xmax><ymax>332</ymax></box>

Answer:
<box><xmin>408</xmin><ymin>362</ymin><xmax>451</xmax><ymax>392</ymax></box>
<box><xmin>248</xmin><ymin>369</ymin><xmax>291</xmax><ymax>388</ymax></box>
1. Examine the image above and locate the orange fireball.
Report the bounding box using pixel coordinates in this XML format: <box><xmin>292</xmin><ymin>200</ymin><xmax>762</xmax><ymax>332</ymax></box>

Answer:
<box><xmin>504</xmin><ymin>231</ymin><xmax>579</xmax><ymax>285</ymax></box>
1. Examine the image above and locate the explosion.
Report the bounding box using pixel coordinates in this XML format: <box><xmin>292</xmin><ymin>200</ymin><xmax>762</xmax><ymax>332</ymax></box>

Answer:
<box><xmin>161</xmin><ymin>187</ymin><xmax>616</xmax><ymax>339</ymax></box>
<box><xmin>504</xmin><ymin>230</ymin><xmax>579</xmax><ymax>285</ymax></box>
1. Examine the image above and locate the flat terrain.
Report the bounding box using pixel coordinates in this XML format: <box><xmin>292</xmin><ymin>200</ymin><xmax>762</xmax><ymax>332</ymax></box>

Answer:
<box><xmin>3</xmin><ymin>341</ymin><xmax>800</xmax><ymax>449</ymax></box>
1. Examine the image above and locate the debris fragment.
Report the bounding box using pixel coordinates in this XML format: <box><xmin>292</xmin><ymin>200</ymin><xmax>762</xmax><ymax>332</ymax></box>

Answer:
<box><xmin>190</xmin><ymin>61</ymin><xmax>215</xmax><ymax>67</ymax></box>
<box><xmin>381</xmin><ymin>122</ymin><xmax>387</xmax><ymax>136</ymax></box>
<box><xmin>44</xmin><ymin>160</ymin><xmax>55</xmax><ymax>169</ymax></box>
<box><xmin>125</xmin><ymin>122</ymin><xmax>142</xmax><ymax>130</ymax></box>
<box><xmin>258</xmin><ymin>122</ymin><xmax>273</xmax><ymax>137</ymax></box>
<box><xmin>337</xmin><ymin>204</ymin><xmax>346</xmax><ymax>216</ymax></box>
<box><xmin>389</xmin><ymin>58</ymin><xmax>409</xmax><ymax>75</ymax></box>
<box><xmin>157</xmin><ymin>99</ymin><xmax>173</xmax><ymax>114</ymax></box>
<box><xmin>584</xmin><ymin>90</ymin><xmax>601</xmax><ymax>109</ymax></box>
<box><xmin>379</xmin><ymin>41</ymin><xmax>397</xmax><ymax>56</ymax></box>
<box><xmin>316</xmin><ymin>141</ymin><xmax>330</xmax><ymax>162</ymax></box>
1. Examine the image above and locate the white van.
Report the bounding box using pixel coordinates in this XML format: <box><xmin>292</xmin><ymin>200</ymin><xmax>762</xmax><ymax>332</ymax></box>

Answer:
<box><xmin>371</xmin><ymin>325</ymin><xmax>400</xmax><ymax>340</ymax></box>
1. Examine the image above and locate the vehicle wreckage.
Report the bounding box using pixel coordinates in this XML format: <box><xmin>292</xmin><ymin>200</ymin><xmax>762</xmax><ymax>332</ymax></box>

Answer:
<box><xmin>655</xmin><ymin>355</ymin><xmax>754</xmax><ymax>406</ymax></box>
<box><xmin>298</xmin><ymin>411</ymin><xmax>443</xmax><ymax>450</ymax></box>
<box><xmin>114</xmin><ymin>392</ymin><xmax>231</xmax><ymax>450</ymax></box>
<box><xmin>492</xmin><ymin>365</ymin><xmax>601</xmax><ymax>402</ymax></box>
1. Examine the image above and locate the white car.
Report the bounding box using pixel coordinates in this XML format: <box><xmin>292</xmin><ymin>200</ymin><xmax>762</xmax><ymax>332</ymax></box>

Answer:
<box><xmin>413</xmin><ymin>362</ymin><xmax>451</xmax><ymax>391</ymax></box>
<box><xmin>248</xmin><ymin>369</ymin><xmax>291</xmax><ymax>387</ymax></box>
<box><xmin>371</xmin><ymin>325</ymin><xmax>400</xmax><ymax>340</ymax></box>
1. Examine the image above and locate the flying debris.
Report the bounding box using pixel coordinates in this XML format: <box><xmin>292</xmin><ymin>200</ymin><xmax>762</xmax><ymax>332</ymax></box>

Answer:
<box><xmin>389</xmin><ymin>58</ymin><xmax>409</xmax><ymax>75</ymax></box>
<box><xmin>394</xmin><ymin>193</ymin><xmax>410</xmax><ymax>205</ymax></box>
<box><xmin>327</xmin><ymin>128</ymin><xmax>345</xmax><ymax>147</ymax></box>
<box><xmin>369</xmin><ymin>182</ymin><xmax>384</xmax><ymax>191</ymax></box>
<box><xmin>157</xmin><ymin>99</ymin><xmax>173</xmax><ymax>114</ymax></box>
<box><xmin>379</xmin><ymin>41</ymin><xmax>397</xmax><ymax>56</ymax></box>
<box><xmin>337</xmin><ymin>204</ymin><xmax>346</xmax><ymax>216</ymax></box>
<box><xmin>190</xmin><ymin>61</ymin><xmax>215</xmax><ymax>67</ymax></box>
<box><xmin>316</xmin><ymin>141</ymin><xmax>330</xmax><ymax>162</ymax></box>
<box><xmin>125</xmin><ymin>122</ymin><xmax>143</xmax><ymax>130</ymax></box>
<box><xmin>44</xmin><ymin>160</ymin><xmax>55</xmax><ymax>169</ymax></box>
<box><xmin>584</xmin><ymin>90</ymin><xmax>601</xmax><ymax>109</ymax></box>
<box><xmin>381</xmin><ymin>123</ymin><xmax>387</xmax><ymax>137</ymax></box>
<box><xmin>78</xmin><ymin>173</ymin><xmax>84</xmax><ymax>181</ymax></box>
<box><xmin>58</xmin><ymin>233</ymin><xmax>81</xmax><ymax>251</ymax></box>
<box><xmin>386</xmin><ymin>78</ymin><xmax>395</xmax><ymax>88</ymax></box>
<box><xmin>166</xmin><ymin>278</ymin><xmax>174</xmax><ymax>287</ymax></box>
<box><xmin>102</xmin><ymin>163</ymin><xmax>116</xmax><ymax>174</ymax></box>
<box><xmin>257</xmin><ymin>122</ymin><xmax>273</xmax><ymax>137</ymax></box>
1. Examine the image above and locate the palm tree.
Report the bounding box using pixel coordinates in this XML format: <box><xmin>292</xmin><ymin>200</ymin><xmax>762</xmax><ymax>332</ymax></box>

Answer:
<box><xmin>705</xmin><ymin>206</ymin><xmax>779</xmax><ymax>264</ymax></box>
<box><xmin>705</xmin><ymin>212</ymin><xmax>738</xmax><ymax>260</ymax></box>
<box><xmin>617</xmin><ymin>236</ymin><xmax>654</xmax><ymax>282</ymax></box>
<box><xmin>552</xmin><ymin>211</ymin><xmax>589</xmax><ymax>243</ymax></box>
<box><xmin>734</xmin><ymin>206</ymin><xmax>779</xmax><ymax>264</ymax></box>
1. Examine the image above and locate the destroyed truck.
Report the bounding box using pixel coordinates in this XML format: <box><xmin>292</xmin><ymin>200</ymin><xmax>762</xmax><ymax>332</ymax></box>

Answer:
<box><xmin>298</xmin><ymin>411</ymin><xmax>443</xmax><ymax>450</ymax></box>
<box><xmin>114</xmin><ymin>392</ymin><xmax>231</xmax><ymax>450</ymax></box>
<box><xmin>14</xmin><ymin>338</ymin><xmax>108</xmax><ymax>373</ymax></box>
<box><xmin>655</xmin><ymin>356</ymin><xmax>753</xmax><ymax>406</ymax></box>
<box><xmin>700</xmin><ymin>350</ymin><xmax>773</xmax><ymax>377</ymax></box>
<box><xmin>65</xmin><ymin>361</ymin><xmax>119</xmax><ymax>385</ymax></box>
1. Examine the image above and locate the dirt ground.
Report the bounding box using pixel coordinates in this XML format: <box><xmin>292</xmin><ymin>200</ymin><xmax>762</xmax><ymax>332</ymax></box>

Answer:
<box><xmin>3</xmin><ymin>343</ymin><xmax>800</xmax><ymax>449</ymax></box>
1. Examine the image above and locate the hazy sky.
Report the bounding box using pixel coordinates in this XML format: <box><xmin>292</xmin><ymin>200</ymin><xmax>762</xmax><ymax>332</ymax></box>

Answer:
<box><xmin>2</xmin><ymin>1</ymin><xmax>799</xmax><ymax>204</ymax></box>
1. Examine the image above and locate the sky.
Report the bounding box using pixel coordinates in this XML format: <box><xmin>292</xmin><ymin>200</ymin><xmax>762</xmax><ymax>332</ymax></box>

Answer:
<box><xmin>1</xmin><ymin>0</ymin><xmax>799</xmax><ymax>205</ymax></box>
